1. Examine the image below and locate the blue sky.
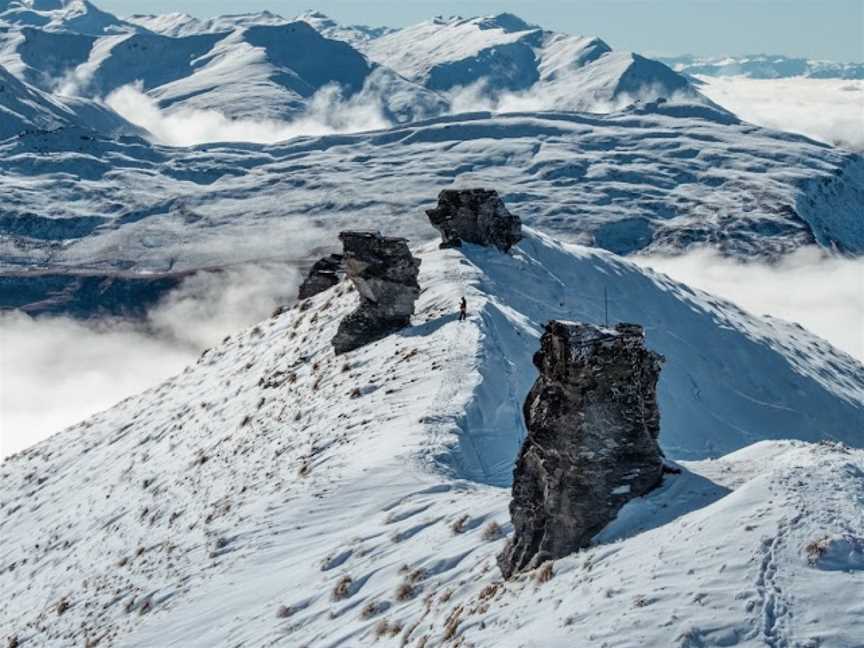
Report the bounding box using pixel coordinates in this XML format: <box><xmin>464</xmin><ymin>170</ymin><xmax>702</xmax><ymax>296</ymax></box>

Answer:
<box><xmin>99</xmin><ymin>0</ymin><xmax>863</xmax><ymax>61</ymax></box>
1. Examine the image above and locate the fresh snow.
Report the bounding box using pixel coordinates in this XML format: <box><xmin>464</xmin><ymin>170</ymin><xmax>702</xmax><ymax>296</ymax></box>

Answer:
<box><xmin>2</xmin><ymin>231</ymin><xmax>862</xmax><ymax>647</ymax></box>
<box><xmin>0</xmin><ymin>63</ymin><xmax>140</xmax><ymax>139</ymax></box>
<box><xmin>0</xmin><ymin>0</ymin><xmax>137</xmax><ymax>35</ymax></box>
<box><xmin>2</xmin><ymin>108</ymin><xmax>862</xmax><ymax>284</ymax></box>
<box><xmin>2</xmin><ymin>4</ymin><xmax>863</xmax><ymax>646</ymax></box>
<box><xmin>0</xmin><ymin>3</ymin><xmax>713</xmax><ymax>129</ymax></box>
<box><xmin>363</xmin><ymin>14</ymin><xmax>702</xmax><ymax>112</ymax></box>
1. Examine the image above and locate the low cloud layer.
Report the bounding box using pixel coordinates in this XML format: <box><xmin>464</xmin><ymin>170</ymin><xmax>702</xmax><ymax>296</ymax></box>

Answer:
<box><xmin>0</xmin><ymin>262</ymin><xmax>300</xmax><ymax>458</ymax></box>
<box><xmin>104</xmin><ymin>72</ymin><xmax>864</xmax><ymax>154</ymax></box>
<box><xmin>696</xmin><ymin>76</ymin><xmax>864</xmax><ymax>151</ymax></box>
<box><xmin>633</xmin><ymin>247</ymin><xmax>864</xmax><ymax>361</ymax></box>
<box><xmin>106</xmin><ymin>82</ymin><xmax>391</xmax><ymax>146</ymax></box>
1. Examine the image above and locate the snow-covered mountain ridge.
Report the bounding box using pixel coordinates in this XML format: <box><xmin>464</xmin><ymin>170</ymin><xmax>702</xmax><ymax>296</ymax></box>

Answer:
<box><xmin>2</xmin><ymin>230</ymin><xmax>862</xmax><ymax>646</ymax></box>
<box><xmin>0</xmin><ymin>63</ymin><xmax>140</xmax><ymax>139</ymax></box>
<box><xmin>0</xmin><ymin>1</ymin><xmax>711</xmax><ymax>124</ymax></box>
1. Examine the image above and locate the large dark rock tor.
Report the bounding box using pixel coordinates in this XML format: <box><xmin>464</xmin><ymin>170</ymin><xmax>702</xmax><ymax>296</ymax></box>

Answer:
<box><xmin>498</xmin><ymin>321</ymin><xmax>665</xmax><ymax>578</ymax></box>
<box><xmin>332</xmin><ymin>231</ymin><xmax>421</xmax><ymax>355</ymax></box>
<box><xmin>426</xmin><ymin>188</ymin><xmax>522</xmax><ymax>252</ymax></box>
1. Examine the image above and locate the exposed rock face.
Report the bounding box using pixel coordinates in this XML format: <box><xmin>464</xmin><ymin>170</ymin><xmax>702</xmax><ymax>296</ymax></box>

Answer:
<box><xmin>332</xmin><ymin>232</ymin><xmax>421</xmax><ymax>355</ymax></box>
<box><xmin>498</xmin><ymin>321</ymin><xmax>665</xmax><ymax>578</ymax></box>
<box><xmin>298</xmin><ymin>254</ymin><xmax>343</xmax><ymax>300</ymax></box>
<box><xmin>426</xmin><ymin>188</ymin><xmax>522</xmax><ymax>252</ymax></box>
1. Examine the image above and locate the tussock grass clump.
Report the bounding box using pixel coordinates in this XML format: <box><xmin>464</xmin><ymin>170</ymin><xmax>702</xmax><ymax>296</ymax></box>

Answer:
<box><xmin>298</xmin><ymin>460</ymin><xmax>311</xmax><ymax>478</ymax></box>
<box><xmin>374</xmin><ymin>620</ymin><xmax>390</xmax><ymax>638</ymax></box>
<box><xmin>395</xmin><ymin>582</ymin><xmax>416</xmax><ymax>601</ymax></box>
<box><xmin>534</xmin><ymin>561</ymin><xmax>554</xmax><ymax>584</ymax></box>
<box><xmin>361</xmin><ymin>600</ymin><xmax>385</xmax><ymax>619</ymax></box>
<box><xmin>332</xmin><ymin>575</ymin><xmax>353</xmax><ymax>601</ymax></box>
<box><xmin>442</xmin><ymin>605</ymin><xmax>463</xmax><ymax>641</ymax></box>
<box><xmin>481</xmin><ymin>521</ymin><xmax>503</xmax><ymax>541</ymax></box>
<box><xmin>805</xmin><ymin>536</ymin><xmax>831</xmax><ymax>565</ymax></box>
<box><xmin>450</xmin><ymin>514</ymin><xmax>470</xmax><ymax>535</ymax></box>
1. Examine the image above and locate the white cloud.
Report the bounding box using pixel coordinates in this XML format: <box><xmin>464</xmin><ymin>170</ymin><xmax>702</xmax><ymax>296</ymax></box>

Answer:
<box><xmin>105</xmin><ymin>82</ymin><xmax>391</xmax><ymax>146</ymax></box>
<box><xmin>0</xmin><ymin>262</ymin><xmax>301</xmax><ymax>458</ymax></box>
<box><xmin>695</xmin><ymin>76</ymin><xmax>864</xmax><ymax>151</ymax></box>
<box><xmin>446</xmin><ymin>79</ymin><xmax>673</xmax><ymax>115</ymax></box>
<box><xmin>633</xmin><ymin>246</ymin><xmax>864</xmax><ymax>361</ymax></box>
<box><xmin>0</xmin><ymin>313</ymin><xmax>194</xmax><ymax>459</ymax></box>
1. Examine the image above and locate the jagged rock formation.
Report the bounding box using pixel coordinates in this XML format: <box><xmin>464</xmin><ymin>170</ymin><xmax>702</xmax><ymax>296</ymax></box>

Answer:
<box><xmin>298</xmin><ymin>254</ymin><xmax>343</xmax><ymax>300</ymax></box>
<box><xmin>332</xmin><ymin>232</ymin><xmax>421</xmax><ymax>355</ymax></box>
<box><xmin>426</xmin><ymin>189</ymin><xmax>522</xmax><ymax>252</ymax></box>
<box><xmin>498</xmin><ymin>321</ymin><xmax>665</xmax><ymax>578</ymax></box>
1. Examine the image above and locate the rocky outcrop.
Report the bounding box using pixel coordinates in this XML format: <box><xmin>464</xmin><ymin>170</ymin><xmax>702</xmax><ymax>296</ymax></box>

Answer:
<box><xmin>332</xmin><ymin>232</ymin><xmax>421</xmax><ymax>355</ymax></box>
<box><xmin>426</xmin><ymin>189</ymin><xmax>522</xmax><ymax>252</ymax></box>
<box><xmin>498</xmin><ymin>321</ymin><xmax>665</xmax><ymax>578</ymax></box>
<box><xmin>298</xmin><ymin>254</ymin><xmax>343</xmax><ymax>300</ymax></box>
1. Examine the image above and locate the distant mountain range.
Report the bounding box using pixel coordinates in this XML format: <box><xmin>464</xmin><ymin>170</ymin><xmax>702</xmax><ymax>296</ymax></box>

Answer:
<box><xmin>660</xmin><ymin>54</ymin><xmax>864</xmax><ymax>80</ymax></box>
<box><xmin>1</xmin><ymin>0</ymin><xmax>862</xmax><ymax>318</ymax></box>
<box><xmin>0</xmin><ymin>3</ymin><xmax>712</xmax><ymax>123</ymax></box>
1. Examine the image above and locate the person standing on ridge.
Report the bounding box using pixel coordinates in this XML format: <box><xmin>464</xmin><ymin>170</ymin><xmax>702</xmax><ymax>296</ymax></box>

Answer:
<box><xmin>459</xmin><ymin>297</ymin><xmax>467</xmax><ymax>322</ymax></box>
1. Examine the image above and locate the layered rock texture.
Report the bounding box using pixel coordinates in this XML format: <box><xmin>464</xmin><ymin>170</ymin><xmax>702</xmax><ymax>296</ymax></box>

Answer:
<box><xmin>298</xmin><ymin>254</ymin><xmax>344</xmax><ymax>300</ymax></box>
<box><xmin>332</xmin><ymin>232</ymin><xmax>421</xmax><ymax>355</ymax></box>
<box><xmin>426</xmin><ymin>189</ymin><xmax>523</xmax><ymax>252</ymax></box>
<box><xmin>498</xmin><ymin>321</ymin><xmax>665</xmax><ymax>578</ymax></box>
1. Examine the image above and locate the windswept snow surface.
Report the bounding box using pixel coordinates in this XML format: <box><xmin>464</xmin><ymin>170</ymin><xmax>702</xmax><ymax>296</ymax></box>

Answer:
<box><xmin>2</xmin><ymin>108</ymin><xmax>862</xmax><ymax>281</ymax></box>
<box><xmin>0</xmin><ymin>11</ymin><xmax>446</xmax><ymax>125</ymax></box>
<box><xmin>0</xmin><ymin>63</ymin><xmax>139</xmax><ymax>139</ymax></box>
<box><xmin>0</xmin><ymin>0</ymin><xmax>137</xmax><ymax>35</ymax></box>
<box><xmin>0</xmin><ymin>3</ymin><xmax>713</xmax><ymax>129</ymax></box>
<box><xmin>1</xmin><ymin>231</ymin><xmax>863</xmax><ymax>647</ymax></box>
<box><xmin>364</xmin><ymin>14</ymin><xmax>703</xmax><ymax>112</ymax></box>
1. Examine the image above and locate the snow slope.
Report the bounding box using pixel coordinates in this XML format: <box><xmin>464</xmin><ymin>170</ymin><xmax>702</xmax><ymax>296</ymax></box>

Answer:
<box><xmin>0</xmin><ymin>63</ymin><xmax>139</xmax><ymax>139</ymax></box>
<box><xmin>10</xmin><ymin>18</ymin><xmax>447</xmax><ymax>123</ymax></box>
<box><xmin>144</xmin><ymin>23</ymin><xmax>446</xmax><ymax>123</ymax></box>
<box><xmin>125</xmin><ymin>10</ymin><xmax>288</xmax><ymax>38</ymax></box>
<box><xmin>0</xmin><ymin>0</ymin><xmax>137</xmax><ymax>35</ymax></box>
<box><xmin>1</xmin><ymin>4</ymin><xmax>715</xmax><ymax>124</ymax></box>
<box><xmin>126</xmin><ymin>10</ymin><xmax>396</xmax><ymax>49</ymax></box>
<box><xmin>2</xmin><ymin>231</ymin><xmax>862</xmax><ymax>647</ymax></box>
<box><xmin>364</xmin><ymin>14</ymin><xmax>705</xmax><ymax>112</ymax></box>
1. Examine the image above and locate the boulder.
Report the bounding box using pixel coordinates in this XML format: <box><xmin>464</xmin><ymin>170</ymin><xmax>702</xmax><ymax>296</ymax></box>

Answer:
<box><xmin>426</xmin><ymin>189</ymin><xmax>522</xmax><ymax>252</ymax></box>
<box><xmin>298</xmin><ymin>254</ymin><xmax>343</xmax><ymax>300</ymax></box>
<box><xmin>332</xmin><ymin>232</ymin><xmax>421</xmax><ymax>355</ymax></box>
<box><xmin>498</xmin><ymin>321</ymin><xmax>665</xmax><ymax>578</ymax></box>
